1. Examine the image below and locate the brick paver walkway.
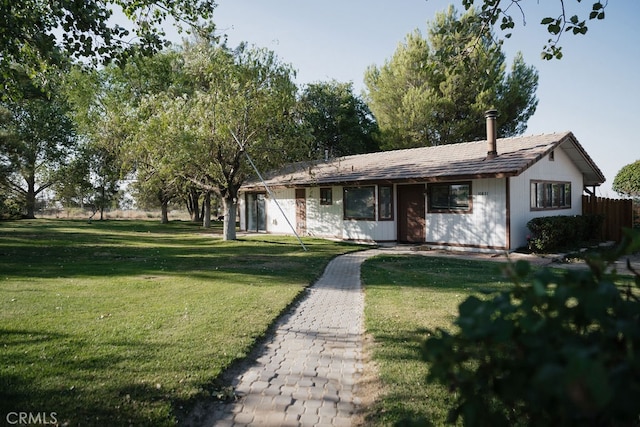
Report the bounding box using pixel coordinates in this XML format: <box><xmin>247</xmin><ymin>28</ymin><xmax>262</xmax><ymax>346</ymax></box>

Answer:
<box><xmin>186</xmin><ymin>245</ymin><xmax>640</xmax><ymax>427</ymax></box>
<box><xmin>202</xmin><ymin>250</ymin><xmax>376</xmax><ymax>427</ymax></box>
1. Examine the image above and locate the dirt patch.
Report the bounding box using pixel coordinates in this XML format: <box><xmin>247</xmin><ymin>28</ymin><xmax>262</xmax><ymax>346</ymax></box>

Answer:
<box><xmin>353</xmin><ymin>333</ymin><xmax>384</xmax><ymax>426</ymax></box>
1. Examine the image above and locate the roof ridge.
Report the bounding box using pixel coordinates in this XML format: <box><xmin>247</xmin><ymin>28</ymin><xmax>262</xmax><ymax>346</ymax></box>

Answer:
<box><xmin>332</xmin><ymin>131</ymin><xmax>573</xmax><ymax>161</ymax></box>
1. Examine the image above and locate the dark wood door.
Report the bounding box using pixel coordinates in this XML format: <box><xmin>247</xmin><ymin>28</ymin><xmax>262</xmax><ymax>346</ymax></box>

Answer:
<box><xmin>397</xmin><ymin>184</ymin><xmax>426</xmax><ymax>243</ymax></box>
<box><xmin>295</xmin><ymin>188</ymin><xmax>306</xmax><ymax>236</ymax></box>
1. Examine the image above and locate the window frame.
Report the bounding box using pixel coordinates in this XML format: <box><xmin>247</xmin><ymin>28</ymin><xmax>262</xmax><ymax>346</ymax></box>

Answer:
<box><xmin>427</xmin><ymin>181</ymin><xmax>473</xmax><ymax>214</ymax></box>
<box><xmin>319</xmin><ymin>187</ymin><xmax>333</xmax><ymax>206</ymax></box>
<box><xmin>530</xmin><ymin>180</ymin><xmax>572</xmax><ymax>210</ymax></box>
<box><xmin>343</xmin><ymin>186</ymin><xmax>376</xmax><ymax>220</ymax></box>
<box><xmin>378</xmin><ymin>185</ymin><xmax>394</xmax><ymax>221</ymax></box>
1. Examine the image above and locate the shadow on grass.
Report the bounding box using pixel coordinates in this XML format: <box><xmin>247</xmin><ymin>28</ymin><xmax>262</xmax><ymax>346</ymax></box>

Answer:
<box><xmin>0</xmin><ymin>327</ymin><xmax>188</xmax><ymax>426</ymax></box>
<box><xmin>362</xmin><ymin>254</ymin><xmax>512</xmax><ymax>292</ymax></box>
<box><xmin>0</xmin><ymin>220</ymin><xmax>359</xmax><ymax>284</ymax></box>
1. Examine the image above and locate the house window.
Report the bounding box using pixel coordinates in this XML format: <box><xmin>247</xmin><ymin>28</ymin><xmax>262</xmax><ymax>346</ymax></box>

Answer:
<box><xmin>428</xmin><ymin>182</ymin><xmax>472</xmax><ymax>213</ymax></box>
<box><xmin>320</xmin><ymin>187</ymin><xmax>332</xmax><ymax>205</ymax></box>
<box><xmin>530</xmin><ymin>181</ymin><xmax>571</xmax><ymax>210</ymax></box>
<box><xmin>344</xmin><ymin>186</ymin><xmax>376</xmax><ymax>220</ymax></box>
<box><xmin>378</xmin><ymin>185</ymin><xmax>394</xmax><ymax>221</ymax></box>
<box><xmin>246</xmin><ymin>193</ymin><xmax>267</xmax><ymax>232</ymax></box>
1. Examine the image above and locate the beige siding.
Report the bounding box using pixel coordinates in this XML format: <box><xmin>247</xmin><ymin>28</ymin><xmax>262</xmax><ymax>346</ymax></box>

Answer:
<box><xmin>238</xmin><ymin>195</ymin><xmax>246</xmax><ymax>230</ymax></box>
<box><xmin>509</xmin><ymin>148</ymin><xmax>583</xmax><ymax>249</ymax></box>
<box><xmin>264</xmin><ymin>188</ymin><xmax>298</xmax><ymax>234</ymax></box>
<box><xmin>305</xmin><ymin>187</ymin><xmax>343</xmax><ymax>239</ymax></box>
<box><xmin>248</xmin><ymin>185</ymin><xmax>397</xmax><ymax>241</ymax></box>
<box><xmin>304</xmin><ymin>186</ymin><xmax>396</xmax><ymax>241</ymax></box>
<box><xmin>425</xmin><ymin>178</ymin><xmax>508</xmax><ymax>249</ymax></box>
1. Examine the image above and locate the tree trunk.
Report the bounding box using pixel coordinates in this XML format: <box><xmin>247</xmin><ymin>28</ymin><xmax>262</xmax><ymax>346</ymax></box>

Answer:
<box><xmin>203</xmin><ymin>192</ymin><xmax>211</xmax><ymax>229</ymax></box>
<box><xmin>161</xmin><ymin>200</ymin><xmax>169</xmax><ymax>224</ymax></box>
<box><xmin>23</xmin><ymin>171</ymin><xmax>37</xmax><ymax>218</ymax></box>
<box><xmin>99</xmin><ymin>185</ymin><xmax>105</xmax><ymax>220</ymax></box>
<box><xmin>187</xmin><ymin>188</ymin><xmax>201</xmax><ymax>223</ymax></box>
<box><xmin>222</xmin><ymin>196</ymin><xmax>237</xmax><ymax>240</ymax></box>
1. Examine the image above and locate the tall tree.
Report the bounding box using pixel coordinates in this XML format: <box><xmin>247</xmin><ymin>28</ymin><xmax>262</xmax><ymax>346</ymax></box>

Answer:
<box><xmin>129</xmin><ymin>91</ymin><xmax>190</xmax><ymax>224</ymax></box>
<box><xmin>63</xmin><ymin>66</ymin><xmax>131</xmax><ymax>219</ymax></box>
<box><xmin>0</xmin><ymin>0</ymin><xmax>217</xmax><ymax>99</ymax></box>
<box><xmin>174</xmin><ymin>41</ymin><xmax>304</xmax><ymax>240</ymax></box>
<box><xmin>364</xmin><ymin>6</ymin><xmax>538</xmax><ymax>149</ymax></box>
<box><xmin>296</xmin><ymin>80</ymin><xmax>379</xmax><ymax>159</ymax></box>
<box><xmin>120</xmin><ymin>41</ymin><xmax>303</xmax><ymax>236</ymax></box>
<box><xmin>65</xmin><ymin>49</ymin><xmax>190</xmax><ymax>222</ymax></box>
<box><xmin>0</xmin><ymin>70</ymin><xmax>77</xmax><ymax>218</ymax></box>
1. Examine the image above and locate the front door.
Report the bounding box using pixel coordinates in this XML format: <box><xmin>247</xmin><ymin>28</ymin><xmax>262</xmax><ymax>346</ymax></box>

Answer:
<box><xmin>295</xmin><ymin>188</ymin><xmax>306</xmax><ymax>236</ymax></box>
<box><xmin>397</xmin><ymin>184</ymin><xmax>426</xmax><ymax>243</ymax></box>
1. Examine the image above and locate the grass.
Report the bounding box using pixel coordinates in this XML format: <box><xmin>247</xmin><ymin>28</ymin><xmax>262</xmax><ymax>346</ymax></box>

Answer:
<box><xmin>360</xmin><ymin>255</ymin><xmax>515</xmax><ymax>426</ymax></box>
<box><xmin>360</xmin><ymin>254</ymin><xmax>638</xmax><ymax>426</ymax></box>
<box><xmin>0</xmin><ymin>219</ymin><xmax>362</xmax><ymax>426</ymax></box>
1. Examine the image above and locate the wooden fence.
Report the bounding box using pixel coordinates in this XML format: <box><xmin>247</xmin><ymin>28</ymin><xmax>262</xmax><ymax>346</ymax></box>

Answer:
<box><xmin>582</xmin><ymin>195</ymin><xmax>634</xmax><ymax>242</ymax></box>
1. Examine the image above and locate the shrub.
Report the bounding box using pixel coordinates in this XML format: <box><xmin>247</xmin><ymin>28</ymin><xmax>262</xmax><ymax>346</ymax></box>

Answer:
<box><xmin>423</xmin><ymin>229</ymin><xmax>640</xmax><ymax>426</ymax></box>
<box><xmin>0</xmin><ymin>194</ymin><xmax>23</xmax><ymax>220</ymax></box>
<box><xmin>527</xmin><ymin>214</ymin><xmax>603</xmax><ymax>252</ymax></box>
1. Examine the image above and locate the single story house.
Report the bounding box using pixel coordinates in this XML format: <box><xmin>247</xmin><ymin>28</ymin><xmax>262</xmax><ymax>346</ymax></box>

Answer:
<box><xmin>239</xmin><ymin>112</ymin><xmax>605</xmax><ymax>251</ymax></box>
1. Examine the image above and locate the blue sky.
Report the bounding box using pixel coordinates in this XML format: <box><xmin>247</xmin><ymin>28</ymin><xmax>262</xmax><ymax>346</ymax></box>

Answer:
<box><xmin>202</xmin><ymin>0</ymin><xmax>639</xmax><ymax>197</ymax></box>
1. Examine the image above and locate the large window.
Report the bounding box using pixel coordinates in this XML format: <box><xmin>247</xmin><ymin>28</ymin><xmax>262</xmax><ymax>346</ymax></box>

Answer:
<box><xmin>531</xmin><ymin>181</ymin><xmax>571</xmax><ymax>210</ymax></box>
<box><xmin>428</xmin><ymin>182</ymin><xmax>472</xmax><ymax>213</ymax></box>
<box><xmin>378</xmin><ymin>185</ymin><xmax>394</xmax><ymax>220</ymax></box>
<box><xmin>343</xmin><ymin>186</ymin><xmax>376</xmax><ymax>220</ymax></box>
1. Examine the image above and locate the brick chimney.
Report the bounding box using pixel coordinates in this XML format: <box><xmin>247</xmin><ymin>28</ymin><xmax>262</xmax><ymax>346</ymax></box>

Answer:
<box><xmin>485</xmin><ymin>109</ymin><xmax>498</xmax><ymax>160</ymax></box>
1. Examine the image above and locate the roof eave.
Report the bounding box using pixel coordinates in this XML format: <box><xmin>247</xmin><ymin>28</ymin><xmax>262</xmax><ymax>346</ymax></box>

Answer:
<box><xmin>240</xmin><ymin>171</ymin><xmax>520</xmax><ymax>191</ymax></box>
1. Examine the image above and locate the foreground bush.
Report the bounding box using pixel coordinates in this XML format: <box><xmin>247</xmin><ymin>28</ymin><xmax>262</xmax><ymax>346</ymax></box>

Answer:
<box><xmin>424</xmin><ymin>229</ymin><xmax>640</xmax><ymax>426</ymax></box>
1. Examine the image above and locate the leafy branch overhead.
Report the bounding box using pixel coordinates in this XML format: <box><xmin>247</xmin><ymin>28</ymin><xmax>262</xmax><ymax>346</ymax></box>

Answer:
<box><xmin>0</xmin><ymin>0</ymin><xmax>217</xmax><ymax>98</ymax></box>
<box><xmin>462</xmin><ymin>0</ymin><xmax>607</xmax><ymax>59</ymax></box>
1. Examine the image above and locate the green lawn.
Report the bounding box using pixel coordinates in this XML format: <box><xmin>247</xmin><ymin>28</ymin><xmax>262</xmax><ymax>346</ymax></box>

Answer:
<box><xmin>361</xmin><ymin>252</ymin><xmax>639</xmax><ymax>426</ymax></box>
<box><xmin>361</xmin><ymin>255</ymin><xmax>514</xmax><ymax>426</ymax></box>
<box><xmin>0</xmin><ymin>219</ymin><xmax>362</xmax><ymax>426</ymax></box>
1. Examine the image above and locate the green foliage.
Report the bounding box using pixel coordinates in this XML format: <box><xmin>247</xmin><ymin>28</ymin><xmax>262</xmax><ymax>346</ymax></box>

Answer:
<box><xmin>0</xmin><ymin>0</ymin><xmax>217</xmax><ymax>99</ymax></box>
<box><xmin>0</xmin><ymin>69</ymin><xmax>78</xmax><ymax>218</ymax></box>
<box><xmin>462</xmin><ymin>1</ymin><xmax>607</xmax><ymax>60</ymax></box>
<box><xmin>104</xmin><ymin>40</ymin><xmax>304</xmax><ymax>233</ymax></box>
<box><xmin>296</xmin><ymin>80</ymin><xmax>379</xmax><ymax>158</ymax></box>
<box><xmin>612</xmin><ymin>160</ymin><xmax>640</xmax><ymax>199</ymax></box>
<box><xmin>0</xmin><ymin>191</ymin><xmax>22</xmax><ymax>220</ymax></box>
<box><xmin>64</xmin><ymin>40</ymin><xmax>304</xmax><ymax>231</ymax></box>
<box><xmin>364</xmin><ymin>6</ymin><xmax>538</xmax><ymax>149</ymax></box>
<box><xmin>424</xmin><ymin>229</ymin><xmax>640</xmax><ymax>426</ymax></box>
<box><xmin>527</xmin><ymin>214</ymin><xmax>604</xmax><ymax>252</ymax></box>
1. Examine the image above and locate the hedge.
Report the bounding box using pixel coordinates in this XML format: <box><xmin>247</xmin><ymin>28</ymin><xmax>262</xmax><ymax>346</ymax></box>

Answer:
<box><xmin>527</xmin><ymin>214</ymin><xmax>604</xmax><ymax>253</ymax></box>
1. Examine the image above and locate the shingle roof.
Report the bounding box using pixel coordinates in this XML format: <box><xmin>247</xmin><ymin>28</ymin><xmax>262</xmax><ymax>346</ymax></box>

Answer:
<box><xmin>243</xmin><ymin>131</ymin><xmax>605</xmax><ymax>190</ymax></box>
